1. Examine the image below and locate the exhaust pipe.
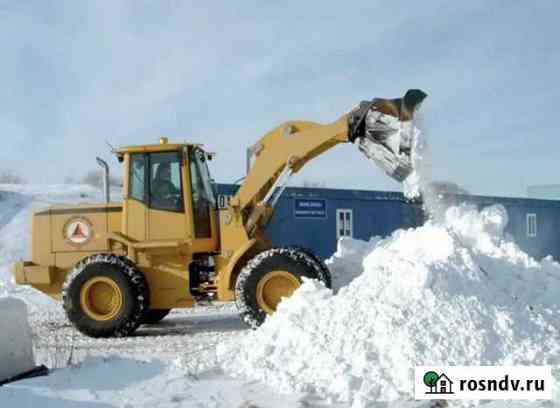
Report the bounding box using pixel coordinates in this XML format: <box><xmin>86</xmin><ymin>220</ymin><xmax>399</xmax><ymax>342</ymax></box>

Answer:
<box><xmin>348</xmin><ymin>89</ymin><xmax>427</xmax><ymax>182</ymax></box>
<box><xmin>96</xmin><ymin>157</ymin><xmax>111</xmax><ymax>204</ymax></box>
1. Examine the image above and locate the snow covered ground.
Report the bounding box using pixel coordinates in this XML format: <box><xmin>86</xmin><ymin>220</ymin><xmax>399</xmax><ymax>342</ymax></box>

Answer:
<box><xmin>0</xmin><ymin>184</ymin><xmax>346</xmax><ymax>407</ymax></box>
<box><xmin>1</xmin><ymin>184</ymin><xmax>559</xmax><ymax>407</ymax></box>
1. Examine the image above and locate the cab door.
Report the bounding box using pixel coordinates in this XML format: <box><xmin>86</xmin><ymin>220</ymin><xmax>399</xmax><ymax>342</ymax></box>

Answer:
<box><xmin>186</xmin><ymin>147</ymin><xmax>219</xmax><ymax>252</ymax></box>
<box><xmin>125</xmin><ymin>153</ymin><xmax>148</xmax><ymax>241</ymax></box>
<box><xmin>147</xmin><ymin>151</ymin><xmax>188</xmax><ymax>240</ymax></box>
<box><xmin>124</xmin><ymin>150</ymin><xmax>194</xmax><ymax>310</ymax></box>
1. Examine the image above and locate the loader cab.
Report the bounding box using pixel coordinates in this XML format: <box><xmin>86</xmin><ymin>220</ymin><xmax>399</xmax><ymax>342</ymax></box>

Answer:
<box><xmin>118</xmin><ymin>140</ymin><xmax>219</xmax><ymax>252</ymax></box>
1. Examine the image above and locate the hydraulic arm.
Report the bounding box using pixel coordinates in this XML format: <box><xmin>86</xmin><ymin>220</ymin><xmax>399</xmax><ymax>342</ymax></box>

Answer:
<box><xmin>231</xmin><ymin>89</ymin><xmax>428</xmax><ymax>237</ymax></box>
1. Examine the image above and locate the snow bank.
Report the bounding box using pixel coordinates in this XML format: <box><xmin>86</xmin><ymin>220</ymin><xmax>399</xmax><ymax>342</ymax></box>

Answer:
<box><xmin>0</xmin><ymin>184</ymin><xmax>110</xmax><ymax>295</ymax></box>
<box><xmin>218</xmin><ymin>204</ymin><xmax>560</xmax><ymax>406</ymax></box>
<box><xmin>326</xmin><ymin>236</ymin><xmax>380</xmax><ymax>291</ymax></box>
<box><xmin>0</xmin><ymin>297</ymin><xmax>35</xmax><ymax>382</ymax></box>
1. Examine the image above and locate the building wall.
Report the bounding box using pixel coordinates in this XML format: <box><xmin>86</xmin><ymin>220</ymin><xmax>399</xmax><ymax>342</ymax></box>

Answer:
<box><xmin>216</xmin><ymin>184</ymin><xmax>560</xmax><ymax>261</ymax></box>
<box><xmin>459</xmin><ymin>194</ymin><xmax>560</xmax><ymax>260</ymax></box>
<box><xmin>527</xmin><ymin>184</ymin><xmax>560</xmax><ymax>200</ymax></box>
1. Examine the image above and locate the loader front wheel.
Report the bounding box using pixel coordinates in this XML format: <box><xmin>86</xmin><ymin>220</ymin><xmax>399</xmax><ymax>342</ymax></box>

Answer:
<box><xmin>286</xmin><ymin>246</ymin><xmax>332</xmax><ymax>289</ymax></box>
<box><xmin>63</xmin><ymin>254</ymin><xmax>149</xmax><ymax>338</ymax></box>
<box><xmin>80</xmin><ymin>276</ymin><xmax>123</xmax><ymax>321</ymax></box>
<box><xmin>235</xmin><ymin>248</ymin><xmax>328</xmax><ymax>328</ymax></box>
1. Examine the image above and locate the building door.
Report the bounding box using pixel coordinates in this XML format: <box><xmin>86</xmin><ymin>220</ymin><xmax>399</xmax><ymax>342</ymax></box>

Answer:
<box><xmin>336</xmin><ymin>209</ymin><xmax>353</xmax><ymax>239</ymax></box>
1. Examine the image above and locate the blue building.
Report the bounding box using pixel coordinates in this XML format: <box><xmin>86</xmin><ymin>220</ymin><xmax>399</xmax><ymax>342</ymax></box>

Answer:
<box><xmin>216</xmin><ymin>184</ymin><xmax>560</xmax><ymax>261</ymax></box>
<box><xmin>454</xmin><ymin>194</ymin><xmax>560</xmax><ymax>260</ymax></box>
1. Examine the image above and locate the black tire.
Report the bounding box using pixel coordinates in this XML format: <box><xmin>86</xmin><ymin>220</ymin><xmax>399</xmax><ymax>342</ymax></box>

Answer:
<box><xmin>141</xmin><ymin>309</ymin><xmax>171</xmax><ymax>324</ymax></box>
<box><xmin>286</xmin><ymin>246</ymin><xmax>332</xmax><ymax>289</ymax></box>
<box><xmin>235</xmin><ymin>247</ymin><xmax>329</xmax><ymax>329</ymax></box>
<box><xmin>62</xmin><ymin>254</ymin><xmax>149</xmax><ymax>338</ymax></box>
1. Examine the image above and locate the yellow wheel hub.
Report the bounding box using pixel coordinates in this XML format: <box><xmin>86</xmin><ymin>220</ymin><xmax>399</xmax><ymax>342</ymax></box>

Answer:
<box><xmin>256</xmin><ymin>270</ymin><xmax>301</xmax><ymax>314</ymax></box>
<box><xmin>80</xmin><ymin>276</ymin><xmax>123</xmax><ymax>321</ymax></box>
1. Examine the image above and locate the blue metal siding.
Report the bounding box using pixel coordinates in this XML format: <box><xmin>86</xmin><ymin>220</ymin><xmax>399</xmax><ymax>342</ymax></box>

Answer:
<box><xmin>215</xmin><ymin>184</ymin><xmax>560</xmax><ymax>261</ymax></box>
<box><xmin>451</xmin><ymin>194</ymin><xmax>560</xmax><ymax>260</ymax></box>
<box><xmin>270</xmin><ymin>194</ymin><xmax>407</xmax><ymax>259</ymax></box>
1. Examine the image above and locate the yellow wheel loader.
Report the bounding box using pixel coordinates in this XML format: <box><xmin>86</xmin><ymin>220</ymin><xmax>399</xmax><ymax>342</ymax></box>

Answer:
<box><xmin>13</xmin><ymin>89</ymin><xmax>427</xmax><ymax>337</ymax></box>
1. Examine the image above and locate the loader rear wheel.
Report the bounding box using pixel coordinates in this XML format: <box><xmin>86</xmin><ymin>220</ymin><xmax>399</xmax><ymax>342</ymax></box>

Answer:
<box><xmin>80</xmin><ymin>276</ymin><xmax>123</xmax><ymax>321</ymax></box>
<box><xmin>235</xmin><ymin>248</ymin><xmax>329</xmax><ymax>328</ymax></box>
<box><xmin>141</xmin><ymin>309</ymin><xmax>171</xmax><ymax>324</ymax></box>
<box><xmin>62</xmin><ymin>254</ymin><xmax>149</xmax><ymax>338</ymax></box>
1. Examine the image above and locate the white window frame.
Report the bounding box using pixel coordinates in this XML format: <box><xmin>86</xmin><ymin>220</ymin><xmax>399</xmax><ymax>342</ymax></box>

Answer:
<box><xmin>336</xmin><ymin>209</ymin><xmax>353</xmax><ymax>239</ymax></box>
<box><xmin>527</xmin><ymin>213</ymin><xmax>537</xmax><ymax>238</ymax></box>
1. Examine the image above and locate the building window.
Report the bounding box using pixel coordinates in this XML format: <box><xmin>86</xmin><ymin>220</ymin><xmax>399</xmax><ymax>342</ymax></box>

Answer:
<box><xmin>336</xmin><ymin>209</ymin><xmax>353</xmax><ymax>239</ymax></box>
<box><xmin>527</xmin><ymin>213</ymin><xmax>537</xmax><ymax>238</ymax></box>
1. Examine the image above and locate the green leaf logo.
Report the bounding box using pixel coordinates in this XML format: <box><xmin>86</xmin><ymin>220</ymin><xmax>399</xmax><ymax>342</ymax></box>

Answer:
<box><xmin>423</xmin><ymin>371</ymin><xmax>440</xmax><ymax>387</ymax></box>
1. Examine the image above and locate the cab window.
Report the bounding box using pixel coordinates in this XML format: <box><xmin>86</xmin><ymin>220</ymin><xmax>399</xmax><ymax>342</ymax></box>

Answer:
<box><xmin>189</xmin><ymin>148</ymin><xmax>215</xmax><ymax>238</ymax></box>
<box><xmin>149</xmin><ymin>152</ymin><xmax>184</xmax><ymax>212</ymax></box>
<box><xmin>129</xmin><ymin>154</ymin><xmax>147</xmax><ymax>203</ymax></box>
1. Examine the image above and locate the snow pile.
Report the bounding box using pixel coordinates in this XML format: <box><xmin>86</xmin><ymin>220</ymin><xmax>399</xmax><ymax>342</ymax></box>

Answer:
<box><xmin>0</xmin><ymin>297</ymin><xmax>36</xmax><ymax>382</ymax></box>
<box><xmin>0</xmin><ymin>184</ymin><xmax>107</xmax><ymax>295</ymax></box>
<box><xmin>219</xmin><ymin>204</ymin><xmax>560</xmax><ymax>406</ymax></box>
<box><xmin>326</xmin><ymin>236</ymin><xmax>380</xmax><ymax>291</ymax></box>
<box><xmin>0</xmin><ymin>192</ymin><xmax>32</xmax><ymax>296</ymax></box>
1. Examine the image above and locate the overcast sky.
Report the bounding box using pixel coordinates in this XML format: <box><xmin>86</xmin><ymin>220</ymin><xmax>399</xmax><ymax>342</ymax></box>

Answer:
<box><xmin>1</xmin><ymin>1</ymin><xmax>558</xmax><ymax>197</ymax></box>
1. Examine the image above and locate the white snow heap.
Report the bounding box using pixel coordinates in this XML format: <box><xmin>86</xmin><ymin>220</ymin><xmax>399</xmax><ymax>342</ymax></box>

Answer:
<box><xmin>0</xmin><ymin>184</ymin><xmax>104</xmax><ymax>295</ymax></box>
<box><xmin>0</xmin><ymin>297</ymin><xmax>36</xmax><ymax>382</ymax></box>
<box><xmin>218</xmin><ymin>204</ymin><xmax>560</xmax><ymax>406</ymax></box>
<box><xmin>326</xmin><ymin>236</ymin><xmax>381</xmax><ymax>292</ymax></box>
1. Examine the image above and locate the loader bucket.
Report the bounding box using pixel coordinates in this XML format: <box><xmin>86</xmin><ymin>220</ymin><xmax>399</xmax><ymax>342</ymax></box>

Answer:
<box><xmin>348</xmin><ymin>89</ymin><xmax>427</xmax><ymax>182</ymax></box>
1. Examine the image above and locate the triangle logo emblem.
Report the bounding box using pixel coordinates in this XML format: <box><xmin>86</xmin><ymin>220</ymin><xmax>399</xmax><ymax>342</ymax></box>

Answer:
<box><xmin>64</xmin><ymin>217</ymin><xmax>93</xmax><ymax>246</ymax></box>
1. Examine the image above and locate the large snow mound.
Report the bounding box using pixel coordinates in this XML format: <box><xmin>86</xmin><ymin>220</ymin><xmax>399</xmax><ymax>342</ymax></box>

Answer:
<box><xmin>219</xmin><ymin>204</ymin><xmax>560</xmax><ymax>406</ymax></box>
<box><xmin>0</xmin><ymin>184</ymin><xmax>108</xmax><ymax>295</ymax></box>
<box><xmin>326</xmin><ymin>236</ymin><xmax>381</xmax><ymax>292</ymax></box>
<box><xmin>0</xmin><ymin>297</ymin><xmax>35</xmax><ymax>382</ymax></box>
